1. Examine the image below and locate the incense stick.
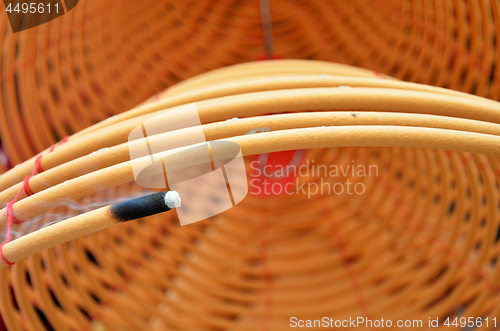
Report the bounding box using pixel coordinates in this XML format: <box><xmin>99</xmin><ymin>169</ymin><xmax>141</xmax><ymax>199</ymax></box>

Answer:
<box><xmin>0</xmin><ymin>191</ymin><xmax>181</xmax><ymax>269</ymax></box>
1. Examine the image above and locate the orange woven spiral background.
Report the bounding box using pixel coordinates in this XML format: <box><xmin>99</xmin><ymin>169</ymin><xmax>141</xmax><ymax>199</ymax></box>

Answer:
<box><xmin>1</xmin><ymin>0</ymin><xmax>500</xmax><ymax>330</ymax></box>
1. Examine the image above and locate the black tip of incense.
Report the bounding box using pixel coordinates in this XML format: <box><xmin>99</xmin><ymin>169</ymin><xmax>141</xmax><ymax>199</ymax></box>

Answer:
<box><xmin>111</xmin><ymin>191</ymin><xmax>180</xmax><ymax>222</ymax></box>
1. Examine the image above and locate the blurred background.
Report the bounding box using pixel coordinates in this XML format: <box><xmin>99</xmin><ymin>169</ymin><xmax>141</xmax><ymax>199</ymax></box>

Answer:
<box><xmin>1</xmin><ymin>0</ymin><xmax>500</xmax><ymax>330</ymax></box>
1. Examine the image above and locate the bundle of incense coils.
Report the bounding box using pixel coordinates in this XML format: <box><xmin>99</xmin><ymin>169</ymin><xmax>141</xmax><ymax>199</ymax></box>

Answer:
<box><xmin>1</xmin><ymin>1</ymin><xmax>500</xmax><ymax>330</ymax></box>
<box><xmin>1</xmin><ymin>59</ymin><xmax>500</xmax><ymax>330</ymax></box>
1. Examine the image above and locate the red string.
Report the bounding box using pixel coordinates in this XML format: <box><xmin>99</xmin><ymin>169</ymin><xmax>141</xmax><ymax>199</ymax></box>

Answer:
<box><xmin>1</xmin><ymin>136</ymin><xmax>69</xmax><ymax>266</ymax></box>
<box><xmin>6</xmin><ymin>201</ymin><xmax>21</xmax><ymax>226</ymax></box>
<box><xmin>33</xmin><ymin>155</ymin><xmax>44</xmax><ymax>175</ymax></box>
<box><xmin>49</xmin><ymin>135</ymin><xmax>69</xmax><ymax>153</ymax></box>
<box><xmin>23</xmin><ymin>176</ymin><xmax>35</xmax><ymax>196</ymax></box>
<box><xmin>373</xmin><ymin>71</ymin><xmax>387</xmax><ymax>79</ymax></box>
<box><xmin>0</xmin><ymin>243</ymin><xmax>14</xmax><ymax>266</ymax></box>
<box><xmin>256</xmin><ymin>54</ymin><xmax>283</xmax><ymax>61</ymax></box>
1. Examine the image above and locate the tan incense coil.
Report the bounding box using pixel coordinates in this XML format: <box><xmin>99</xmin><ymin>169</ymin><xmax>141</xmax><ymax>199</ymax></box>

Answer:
<box><xmin>0</xmin><ymin>59</ymin><xmax>500</xmax><ymax>330</ymax></box>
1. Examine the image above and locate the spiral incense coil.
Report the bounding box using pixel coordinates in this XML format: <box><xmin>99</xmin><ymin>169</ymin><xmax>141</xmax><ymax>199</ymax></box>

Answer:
<box><xmin>0</xmin><ymin>59</ymin><xmax>499</xmax><ymax>331</ymax></box>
